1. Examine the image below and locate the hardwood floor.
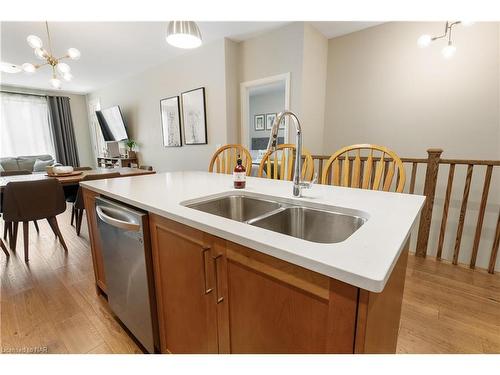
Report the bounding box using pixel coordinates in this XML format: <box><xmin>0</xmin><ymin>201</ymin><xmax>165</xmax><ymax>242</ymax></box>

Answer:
<box><xmin>397</xmin><ymin>253</ymin><xmax>500</xmax><ymax>353</ymax></box>
<box><xmin>0</xmin><ymin>207</ymin><xmax>142</xmax><ymax>354</ymax></box>
<box><xmin>1</xmin><ymin>205</ymin><xmax>499</xmax><ymax>354</ymax></box>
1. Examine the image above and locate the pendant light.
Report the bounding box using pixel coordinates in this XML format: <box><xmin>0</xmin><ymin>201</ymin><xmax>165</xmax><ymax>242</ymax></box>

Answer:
<box><xmin>417</xmin><ymin>21</ymin><xmax>473</xmax><ymax>59</ymax></box>
<box><xmin>166</xmin><ymin>21</ymin><xmax>202</xmax><ymax>49</ymax></box>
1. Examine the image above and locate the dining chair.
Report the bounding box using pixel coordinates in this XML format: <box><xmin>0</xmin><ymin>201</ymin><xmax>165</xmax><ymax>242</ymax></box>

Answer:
<box><xmin>1</xmin><ymin>169</ymin><xmax>40</xmax><ymax>236</ymax></box>
<box><xmin>257</xmin><ymin>144</ymin><xmax>315</xmax><ymax>182</ymax></box>
<box><xmin>3</xmin><ymin>179</ymin><xmax>68</xmax><ymax>261</ymax></box>
<box><xmin>1</xmin><ymin>238</ymin><xmax>8</xmax><ymax>257</ymax></box>
<box><xmin>209</xmin><ymin>144</ymin><xmax>253</xmax><ymax>176</ymax></box>
<box><xmin>320</xmin><ymin>144</ymin><xmax>406</xmax><ymax>193</ymax></box>
<box><xmin>73</xmin><ymin>172</ymin><xmax>120</xmax><ymax>235</ymax></box>
<box><xmin>0</xmin><ymin>215</ymin><xmax>9</xmax><ymax>257</ymax></box>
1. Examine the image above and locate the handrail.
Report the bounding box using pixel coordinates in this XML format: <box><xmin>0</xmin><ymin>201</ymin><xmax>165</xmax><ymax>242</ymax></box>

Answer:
<box><xmin>309</xmin><ymin>148</ymin><xmax>500</xmax><ymax>274</ymax></box>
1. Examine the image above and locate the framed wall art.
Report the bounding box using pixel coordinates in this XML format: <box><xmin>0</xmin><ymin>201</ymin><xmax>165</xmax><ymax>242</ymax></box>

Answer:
<box><xmin>181</xmin><ymin>87</ymin><xmax>207</xmax><ymax>145</ymax></box>
<box><xmin>160</xmin><ymin>96</ymin><xmax>182</xmax><ymax>147</ymax></box>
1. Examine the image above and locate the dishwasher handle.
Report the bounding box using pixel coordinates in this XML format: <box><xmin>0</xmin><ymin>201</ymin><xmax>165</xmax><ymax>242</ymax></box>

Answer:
<box><xmin>96</xmin><ymin>205</ymin><xmax>141</xmax><ymax>232</ymax></box>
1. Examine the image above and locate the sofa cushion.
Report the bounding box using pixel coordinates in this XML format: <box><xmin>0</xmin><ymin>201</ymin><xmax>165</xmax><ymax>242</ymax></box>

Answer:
<box><xmin>17</xmin><ymin>157</ymin><xmax>37</xmax><ymax>171</ymax></box>
<box><xmin>33</xmin><ymin>158</ymin><xmax>55</xmax><ymax>172</ymax></box>
<box><xmin>0</xmin><ymin>158</ymin><xmax>20</xmax><ymax>171</ymax></box>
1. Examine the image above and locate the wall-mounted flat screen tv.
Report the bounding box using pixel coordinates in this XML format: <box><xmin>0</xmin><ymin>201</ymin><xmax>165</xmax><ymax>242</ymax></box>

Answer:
<box><xmin>96</xmin><ymin>105</ymin><xmax>129</xmax><ymax>141</ymax></box>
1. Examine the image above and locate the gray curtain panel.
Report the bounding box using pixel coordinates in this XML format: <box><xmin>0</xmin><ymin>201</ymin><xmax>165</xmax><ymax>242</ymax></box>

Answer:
<box><xmin>47</xmin><ymin>96</ymin><xmax>80</xmax><ymax>167</ymax></box>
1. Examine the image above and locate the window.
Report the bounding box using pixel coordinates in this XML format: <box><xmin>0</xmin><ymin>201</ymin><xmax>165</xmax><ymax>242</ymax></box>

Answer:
<box><xmin>0</xmin><ymin>92</ymin><xmax>56</xmax><ymax>158</ymax></box>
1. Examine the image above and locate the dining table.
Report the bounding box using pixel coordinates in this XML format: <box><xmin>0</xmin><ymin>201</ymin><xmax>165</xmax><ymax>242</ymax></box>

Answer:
<box><xmin>0</xmin><ymin>167</ymin><xmax>156</xmax><ymax>192</ymax></box>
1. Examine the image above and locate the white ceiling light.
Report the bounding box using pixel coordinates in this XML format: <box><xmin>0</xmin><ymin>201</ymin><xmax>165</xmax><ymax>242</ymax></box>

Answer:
<box><xmin>22</xmin><ymin>62</ymin><xmax>36</xmax><ymax>73</ymax></box>
<box><xmin>417</xmin><ymin>34</ymin><xmax>432</xmax><ymax>48</ymax></box>
<box><xmin>20</xmin><ymin>21</ymin><xmax>81</xmax><ymax>89</ymax></box>
<box><xmin>50</xmin><ymin>77</ymin><xmax>61</xmax><ymax>89</ymax></box>
<box><xmin>442</xmin><ymin>43</ymin><xmax>457</xmax><ymax>59</ymax></box>
<box><xmin>67</xmin><ymin>48</ymin><xmax>81</xmax><ymax>60</ymax></box>
<box><xmin>27</xmin><ymin>35</ymin><xmax>43</xmax><ymax>49</ymax></box>
<box><xmin>166</xmin><ymin>21</ymin><xmax>202</xmax><ymax>49</ymax></box>
<box><xmin>62</xmin><ymin>72</ymin><xmax>73</xmax><ymax>81</ymax></box>
<box><xmin>0</xmin><ymin>61</ymin><xmax>22</xmax><ymax>73</ymax></box>
<box><xmin>57</xmin><ymin>62</ymin><xmax>71</xmax><ymax>74</ymax></box>
<box><xmin>417</xmin><ymin>21</ymin><xmax>472</xmax><ymax>59</ymax></box>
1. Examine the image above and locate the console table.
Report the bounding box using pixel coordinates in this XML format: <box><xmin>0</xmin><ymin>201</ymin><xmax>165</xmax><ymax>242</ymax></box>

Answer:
<box><xmin>97</xmin><ymin>156</ymin><xmax>138</xmax><ymax>168</ymax></box>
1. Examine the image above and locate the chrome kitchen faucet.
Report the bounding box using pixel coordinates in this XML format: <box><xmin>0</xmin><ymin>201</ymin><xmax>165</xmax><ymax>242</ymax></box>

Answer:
<box><xmin>266</xmin><ymin>111</ymin><xmax>316</xmax><ymax>197</ymax></box>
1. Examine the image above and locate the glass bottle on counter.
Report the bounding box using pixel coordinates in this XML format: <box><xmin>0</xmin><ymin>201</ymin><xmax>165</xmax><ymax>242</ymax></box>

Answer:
<box><xmin>233</xmin><ymin>155</ymin><xmax>246</xmax><ymax>189</ymax></box>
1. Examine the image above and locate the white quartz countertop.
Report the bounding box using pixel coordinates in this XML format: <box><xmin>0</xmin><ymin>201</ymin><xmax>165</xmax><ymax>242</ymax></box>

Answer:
<box><xmin>81</xmin><ymin>171</ymin><xmax>425</xmax><ymax>292</ymax></box>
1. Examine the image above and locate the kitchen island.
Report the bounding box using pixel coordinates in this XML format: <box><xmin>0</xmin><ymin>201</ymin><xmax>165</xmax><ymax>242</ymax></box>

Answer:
<box><xmin>81</xmin><ymin>171</ymin><xmax>425</xmax><ymax>354</ymax></box>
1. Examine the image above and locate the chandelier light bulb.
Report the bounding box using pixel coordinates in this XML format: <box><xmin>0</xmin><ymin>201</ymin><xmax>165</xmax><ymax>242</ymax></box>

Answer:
<box><xmin>50</xmin><ymin>77</ymin><xmax>61</xmax><ymax>89</ymax></box>
<box><xmin>417</xmin><ymin>34</ymin><xmax>432</xmax><ymax>48</ymax></box>
<box><xmin>0</xmin><ymin>61</ymin><xmax>22</xmax><ymax>73</ymax></box>
<box><xmin>27</xmin><ymin>35</ymin><xmax>43</xmax><ymax>49</ymax></box>
<box><xmin>67</xmin><ymin>48</ymin><xmax>81</xmax><ymax>60</ymax></box>
<box><xmin>57</xmin><ymin>62</ymin><xmax>71</xmax><ymax>74</ymax></box>
<box><xmin>442</xmin><ymin>43</ymin><xmax>457</xmax><ymax>59</ymax></box>
<box><xmin>62</xmin><ymin>72</ymin><xmax>73</xmax><ymax>81</ymax></box>
<box><xmin>22</xmin><ymin>62</ymin><xmax>36</xmax><ymax>73</ymax></box>
<box><xmin>462</xmin><ymin>21</ymin><xmax>475</xmax><ymax>27</ymax></box>
<box><xmin>166</xmin><ymin>21</ymin><xmax>202</xmax><ymax>49</ymax></box>
<box><xmin>34</xmin><ymin>48</ymin><xmax>47</xmax><ymax>60</ymax></box>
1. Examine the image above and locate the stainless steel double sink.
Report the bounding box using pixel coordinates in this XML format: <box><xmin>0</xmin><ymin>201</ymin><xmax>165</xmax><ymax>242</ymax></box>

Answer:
<box><xmin>184</xmin><ymin>194</ymin><xmax>367</xmax><ymax>244</ymax></box>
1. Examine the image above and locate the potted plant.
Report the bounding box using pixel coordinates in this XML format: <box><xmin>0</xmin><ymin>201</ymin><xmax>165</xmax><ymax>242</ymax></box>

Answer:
<box><xmin>125</xmin><ymin>139</ymin><xmax>137</xmax><ymax>158</ymax></box>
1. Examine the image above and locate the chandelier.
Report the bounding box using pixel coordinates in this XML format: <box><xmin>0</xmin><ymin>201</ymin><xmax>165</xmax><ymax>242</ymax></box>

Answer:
<box><xmin>21</xmin><ymin>21</ymin><xmax>81</xmax><ymax>89</ymax></box>
<box><xmin>417</xmin><ymin>21</ymin><xmax>474</xmax><ymax>59</ymax></box>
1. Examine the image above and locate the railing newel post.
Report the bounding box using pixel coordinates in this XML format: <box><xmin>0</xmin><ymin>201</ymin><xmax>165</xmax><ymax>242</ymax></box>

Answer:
<box><xmin>415</xmin><ymin>148</ymin><xmax>443</xmax><ymax>257</ymax></box>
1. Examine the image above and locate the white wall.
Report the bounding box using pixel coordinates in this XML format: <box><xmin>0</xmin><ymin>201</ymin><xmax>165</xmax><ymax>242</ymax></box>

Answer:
<box><xmin>87</xmin><ymin>40</ymin><xmax>229</xmax><ymax>172</ymax></box>
<box><xmin>324</xmin><ymin>22</ymin><xmax>500</xmax><ymax>160</ymax></box>
<box><xmin>300</xmin><ymin>23</ymin><xmax>328</xmax><ymax>154</ymax></box>
<box><xmin>0</xmin><ymin>84</ymin><xmax>94</xmax><ymax>167</ymax></box>
<box><xmin>323</xmin><ymin>22</ymin><xmax>500</xmax><ymax>270</ymax></box>
<box><xmin>236</xmin><ymin>22</ymin><xmax>328</xmax><ymax>152</ymax></box>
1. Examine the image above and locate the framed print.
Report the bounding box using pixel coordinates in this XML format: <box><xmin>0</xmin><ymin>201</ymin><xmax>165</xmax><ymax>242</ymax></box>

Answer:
<box><xmin>181</xmin><ymin>87</ymin><xmax>207</xmax><ymax>145</ymax></box>
<box><xmin>254</xmin><ymin>114</ymin><xmax>265</xmax><ymax>131</ymax></box>
<box><xmin>279</xmin><ymin>116</ymin><xmax>285</xmax><ymax>129</ymax></box>
<box><xmin>266</xmin><ymin>113</ymin><xmax>277</xmax><ymax>130</ymax></box>
<box><xmin>160</xmin><ymin>96</ymin><xmax>182</xmax><ymax>147</ymax></box>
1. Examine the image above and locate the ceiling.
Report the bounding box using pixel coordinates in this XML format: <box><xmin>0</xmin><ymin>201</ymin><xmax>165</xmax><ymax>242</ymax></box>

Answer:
<box><xmin>1</xmin><ymin>21</ymin><xmax>381</xmax><ymax>94</ymax></box>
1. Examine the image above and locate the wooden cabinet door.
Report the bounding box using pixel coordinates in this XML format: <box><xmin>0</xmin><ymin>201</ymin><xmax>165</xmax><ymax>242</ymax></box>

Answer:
<box><xmin>82</xmin><ymin>188</ymin><xmax>106</xmax><ymax>293</ymax></box>
<box><xmin>223</xmin><ymin>241</ymin><xmax>358</xmax><ymax>353</ymax></box>
<box><xmin>149</xmin><ymin>214</ymin><xmax>218</xmax><ymax>353</ymax></box>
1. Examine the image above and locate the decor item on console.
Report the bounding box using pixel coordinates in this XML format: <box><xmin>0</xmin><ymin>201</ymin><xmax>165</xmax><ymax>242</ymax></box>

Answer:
<box><xmin>181</xmin><ymin>87</ymin><xmax>207</xmax><ymax>145</ymax></box>
<box><xmin>20</xmin><ymin>21</ymin><xmax>81</xmax><ymax>89</ymax></box>
<box><xmin>125</xmin><ymin>139</ymin><xmax>138</xmax><ymax>158</ymax></box>
<box><xmin>417</xmin><ymin>21</ymin><xmax>474</xmax><ymax>59</ymax></box>
<box><xmin>160</xmin><ymin>96</ymin><xmax>182</xmax><ymax>147</ymax></box>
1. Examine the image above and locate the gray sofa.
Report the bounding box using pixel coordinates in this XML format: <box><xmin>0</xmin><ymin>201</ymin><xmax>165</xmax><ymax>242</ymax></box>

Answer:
<box><xmin>0</xmin><ymin>154</ymin><xmax>57</xmax><ymax>173</ymax></box>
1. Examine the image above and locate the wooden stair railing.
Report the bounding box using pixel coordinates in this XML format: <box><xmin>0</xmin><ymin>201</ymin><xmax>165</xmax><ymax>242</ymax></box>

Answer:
<box><xmin>309</xmin><ymin>149</ymin><xmax>500</xmax><ymax>274</ymax></box>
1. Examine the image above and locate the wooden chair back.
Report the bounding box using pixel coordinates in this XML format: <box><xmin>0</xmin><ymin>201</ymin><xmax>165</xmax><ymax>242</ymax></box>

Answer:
<box><xmin>321</xmin><ymin>144</ymin><xmax>406</xmax><ymax>193</ymax></box>
<box><xmin>3</xmin><ymin>179</ymin><xmax>66</xmax><ymax>221</ymax></box>
<box><xmin>74</xmin><ymin>172</ymin><xmax>121</xmax><ymax>209</ymax></box>
<box><xmin>209</xmin><ymin>144</ymin><xmax>253</xmax><ymax>176</ymax></box>
<box><xmin>257</xmin><ymin>144</ymin><xmax>314</xmax><ymax>181</ymax></box>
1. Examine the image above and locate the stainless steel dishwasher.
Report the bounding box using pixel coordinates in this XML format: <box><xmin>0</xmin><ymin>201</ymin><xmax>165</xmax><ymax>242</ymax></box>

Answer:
<box><xmin>95</xmin><ymin>196</ymin><xmax>159</xmax><ymax>353</ymax></box>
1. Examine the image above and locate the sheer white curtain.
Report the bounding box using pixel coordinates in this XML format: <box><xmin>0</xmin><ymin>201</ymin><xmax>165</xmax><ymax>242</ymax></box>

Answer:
<box><xmin>0</xmin><ymin>92</ymin><xmax>56</xmax><ymax>157</ymax></box>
